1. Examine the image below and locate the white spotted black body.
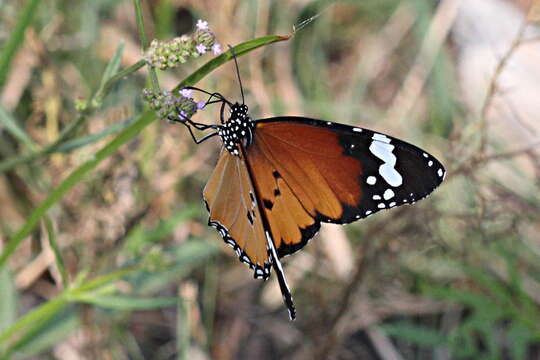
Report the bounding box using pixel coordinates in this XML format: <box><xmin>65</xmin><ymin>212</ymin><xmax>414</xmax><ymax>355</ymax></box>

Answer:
<box><xmin>219</xmin><ymin>103</ymin><xmax>254</xmax><ymax>156</ymax></box>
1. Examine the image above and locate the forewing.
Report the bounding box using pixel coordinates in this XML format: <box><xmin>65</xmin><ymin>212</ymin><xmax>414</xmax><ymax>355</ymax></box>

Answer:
<box><xmin>248</xmin><ymin>117</ymin><xmax>445</xmax><ymax>257</ymax></box>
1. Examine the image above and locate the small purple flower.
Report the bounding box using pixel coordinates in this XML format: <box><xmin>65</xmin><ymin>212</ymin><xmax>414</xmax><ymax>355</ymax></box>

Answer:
<box><xmin>196</xmin><ymin>20</ymin><xmax>209</xmax><ymax>31</ymax></box>
<box><xmin>196</xmin><ymin>44</ymin><xmax>207</xmax><ymax>54</ymax></box>
<box><xmin>212</xmin><ymin>42</ymin><xmax>222</xmax><ymax>55</ymax></box>
<box><xmin>180</xmin><ymin>88</ymin><xmax>193</xmax><ymax>98</ymax></box>
<box><xmin>196</xmin><ymin>101</ymin><xmax>206</xmax><ymax>110</ymax></box>
<box><xmin>179</xmin><ymin>110</ymin><xmax>188</xmax><ymax>120</ymax></box>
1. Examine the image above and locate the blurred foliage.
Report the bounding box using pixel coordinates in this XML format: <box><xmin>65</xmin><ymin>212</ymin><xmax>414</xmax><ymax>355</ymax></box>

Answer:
<box><xmin>0</xmin><ymin>0</ymin><xmax>539</xmax><ymax>359</ymax></box>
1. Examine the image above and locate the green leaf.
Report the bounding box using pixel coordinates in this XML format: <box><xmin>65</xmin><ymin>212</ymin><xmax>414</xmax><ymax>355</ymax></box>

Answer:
<box><xmin>102</xmin><ymin>42</ymin><xmax>125</xmax><ymax>85</ymax></box>
<box><xmin>5</xmin><ymin>309</ymin><xmax>79</xmax><ymax>360</ymax></box>
<box><xmin>174</xmin><ymin>35</ymin><xmax>291</xmax><ymax>92</ymax></box>
<box><xmin>55</xmin><ymin>117</ymin><xmax>134</xmax><ymax>153</ymax></box>
<box><xmin>380</xmin><ymin>322</ymin><xmax>446</xmax><ymax>347</ymax></box>
<box><xmin>44</xmin><ymin>216</ymin><xmax>68</xmax><ymax>288</ymax></box>
<box><xmin>124</xmin><ymin>206</ymin><xmax>198</xmax><ymax>254</ymax></box>
<box><xmin>93</xmin><ymin>42</ymin><xmax>125</xmax><ymax>105</ymax></box>
<box><xmin>0</xmin><ymin>105</ymin><xmax>38</xmax><ymax>151</ymax></box>
<box><xmin>508</xmin><ymin>323</ymin><xmax>534</xmax><ymax>359</ymax></box>
<box><xmin>421</xmin><ymin>282</ymin><xmax>494</xmax><ymax>309</ymax></box>
<box><xmin>133</xmin><ymin>240</ymin><xmax>219</xmax><ymax>294</ymax></box>
<box><xmin>0</xmin><ymin>0</ymin><xmax>41</xmax><ymax>87</ymax></box>
<box><xmin>462</xmin><ymin>265</ymin><xmax>513</xmax><ymax>306</ymax></box>
<box><xmin>72</xmin><ymin>294</ymin><xmax>178</xmax><ymax>310</ymax></box>
<box><xmin>0</xmin><ymin>297</ymin><xmax>66</xmax><ymax>348</ymax></box>
<box><xmin>0</xmin><ymin>269</ymin><xmax>17</xmax><ymax>333</ymax></box>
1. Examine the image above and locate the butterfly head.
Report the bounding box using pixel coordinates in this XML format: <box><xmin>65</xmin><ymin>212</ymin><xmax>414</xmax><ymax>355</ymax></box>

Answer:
<box><xmin>219</xmin><ymin>102</ymin><xmax>254</xmax><ymax>156</ymax></box>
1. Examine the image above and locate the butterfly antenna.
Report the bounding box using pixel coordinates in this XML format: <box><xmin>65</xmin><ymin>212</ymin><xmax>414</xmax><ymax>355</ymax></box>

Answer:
<box><xmin>228</xmin><ymin>45</ymin><xmax>245</xmax><ymax>105</ymax></box>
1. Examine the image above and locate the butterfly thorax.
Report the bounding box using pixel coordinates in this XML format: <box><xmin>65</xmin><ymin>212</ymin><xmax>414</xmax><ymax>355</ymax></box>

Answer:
<box><xmin>219</xmin><ymin>102</ymin><xmax>254</xmax><ymax>156</ymax></box>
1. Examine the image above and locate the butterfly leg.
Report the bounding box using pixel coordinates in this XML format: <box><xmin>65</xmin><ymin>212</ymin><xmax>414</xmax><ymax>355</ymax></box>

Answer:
<box><xmin>167</xmin><ymin>108</ymin><xmax>221</xmax><ymax>144</ymax></box>
<box><xmin>172</xmin><ymin>106</ymin><xmax>220</xmax><ymax>130</ymax></box>
<box><xmin>181</xmin><ymin>122</ymin><xmax>219</xmax><ymax>144</ymax></box>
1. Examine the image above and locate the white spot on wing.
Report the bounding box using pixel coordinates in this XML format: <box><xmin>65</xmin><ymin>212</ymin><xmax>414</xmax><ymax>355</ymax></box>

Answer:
<box><xmin>373</xmin><ymin>195</ymin><xmax>381</xmax><ymax>200</ymax></box>
<box><xmin>367</xmin><ymin>176</ymin><xmax>376</xmax><ymax>185</ymax></box>
<box><xmin>438</xmin><ymin>168</ymin><xmax>443</xmax><ymax>177</ymax></box>
<box><xmin>353</xmin><ymin>128</ymin><xmax>363</xmax><ymax>132</ymax></box>
<box><xmin>373</xmin><ymin>133</ymin><xmax>391</xmax><ymax>143</ymax></box>
<box><xmin>369</xmin><ymin>135</ymin><xmax>403</xmax><ymax>187</ymax></box>
<box><xmin>383</xmin><ymin>189</ymin><xmax>395</xmax><ymax>200</ymax></box>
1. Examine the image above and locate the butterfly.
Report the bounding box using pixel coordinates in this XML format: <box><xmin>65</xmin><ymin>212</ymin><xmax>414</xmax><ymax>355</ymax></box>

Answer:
<box><xmin>170</xmin><ymin>53</ymin><xmax>445</xmax><ymax>320</ymax></box>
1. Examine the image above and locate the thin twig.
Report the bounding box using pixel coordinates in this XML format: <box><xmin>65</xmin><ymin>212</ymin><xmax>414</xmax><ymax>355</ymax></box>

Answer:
<box><xmin>479</xmin><ymin>20</ymin><xmax>529</xmax><ymax>153</ymax></box>
<box><xmin>366</xmin><ymin>327</ymin><xmax>405</xmax><ymax>360</ymax></box>
<box><xmin>450</xmin><ymin>139</ymin><xmax>540</xmax><ymax>177</ymax></box>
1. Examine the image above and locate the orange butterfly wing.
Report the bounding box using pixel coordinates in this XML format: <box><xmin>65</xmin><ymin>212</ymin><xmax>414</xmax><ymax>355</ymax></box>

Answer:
<box><xmin>246</xmin><ymin>117</ymin><xmax>444</xmax><ymax>257</ymax></box>
<box><xmin>246</xmin><ymin>120</ymin><xmax>361</xmax><ymax>257</ymax></box>
<box><xmin>203</xmin><ymin>148</ymin><xmax>271</xmax><ymax>279</ymax></box>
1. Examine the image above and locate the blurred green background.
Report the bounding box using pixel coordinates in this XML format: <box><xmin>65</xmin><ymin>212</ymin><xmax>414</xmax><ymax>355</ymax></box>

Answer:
<box><xmin>1</xmin><ymin>0</ymin><xmax>540</xmax><ymax>359</ymax></box>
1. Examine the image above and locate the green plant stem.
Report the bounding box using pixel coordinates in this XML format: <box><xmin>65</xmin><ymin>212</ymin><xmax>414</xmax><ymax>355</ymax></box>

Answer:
<box><xmin>0</xmin><ymin>0</ymin><xmax>40</xmax><ymax>87</ymax></box>
<box><xmin>133</xmin><ymin>0</ymin><xmax>160</xmax><ymax>91</ymax></box>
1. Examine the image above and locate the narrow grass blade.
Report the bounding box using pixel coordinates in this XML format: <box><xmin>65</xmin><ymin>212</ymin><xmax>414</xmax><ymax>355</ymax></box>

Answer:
<box><xmin>0</xmin><ymin>297</ymin><xmax>65</xmax><ymax>347</ymax></box>
<box><xmin>0</xmin><ymin>269</ymin><xmax>17</xmax><ymax>332</ymax></box>
<box><xmin>93</xmin><ymin>42</ymin><xmax>125</xmax><ymax>104</ymax></box>
<box><xmin>56</xmin><ymin>117</ymin><xmax>134</xmax><ymax>153</ymax></box>
<box><xmin>72</xmin><ymin>294</ymin><xmax>178</xmax><ymax>310</ymax></box>
<box><xmin>380</xmin><ymin>322</ymin><xmax>447</xmax><ymax>347</ymax></box>
<box><xmin>44</xmin><ymin>216</ymin><xmax>68</xmax><ymax>288</ymax></box>
<box><xmin>0</xmin><ymin>105</ymin><xmax>38</xmax><ymax>151</ymax></box>
<box><xmin>0</xmin><ymin>0</ymin><xmax>40</xmax><ymax>87</ymax></box>
<box><xmin>3</xmin><ymin>310</ymin><xmax>79</xmax><ymax>360</ymax></box>
<box><xmin>175</xmin><ymin>35</ymin><xmax>291</xmax><ymax>91</ymax></box>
